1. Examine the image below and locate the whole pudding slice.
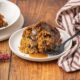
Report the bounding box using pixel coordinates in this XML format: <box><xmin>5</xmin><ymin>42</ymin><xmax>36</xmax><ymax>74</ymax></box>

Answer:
<box><xmin>19</xmin><ymin>22</ymin><xmax>61</xmax><ymax>58</ymax></box>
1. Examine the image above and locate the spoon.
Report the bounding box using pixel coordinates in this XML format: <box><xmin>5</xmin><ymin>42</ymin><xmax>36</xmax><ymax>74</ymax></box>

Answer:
<box><xmin>46</xmin><ymin>30</ymin><xmax>80</xmax><ymax>55</ymax></box>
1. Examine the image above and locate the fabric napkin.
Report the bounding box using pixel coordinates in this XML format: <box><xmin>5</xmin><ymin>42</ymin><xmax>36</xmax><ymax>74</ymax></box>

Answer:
<box><xmin>56</xmin><ymin>0</ymin><xmax>80</xmax><ymax>72</ymax></box>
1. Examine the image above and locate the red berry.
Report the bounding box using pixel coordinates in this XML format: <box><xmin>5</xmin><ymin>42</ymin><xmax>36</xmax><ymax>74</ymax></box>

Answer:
<box><xmin>0</xmin><ymin>54</ymin><xmax>10</xmax><ymax>60</ymax></box>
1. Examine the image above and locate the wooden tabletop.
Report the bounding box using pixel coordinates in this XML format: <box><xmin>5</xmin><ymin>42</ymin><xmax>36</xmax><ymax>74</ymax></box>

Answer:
<box><xmin>0</xmin><ymin>0</ymin><xmax>80</xmax><ymax>80</ymax></box>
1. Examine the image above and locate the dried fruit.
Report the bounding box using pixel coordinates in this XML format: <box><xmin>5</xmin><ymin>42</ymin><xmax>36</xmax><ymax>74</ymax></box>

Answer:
<box><xmin>0</xmin><ymin>53</ymin><xmax>10</xmax><ymax>60</ymax></box>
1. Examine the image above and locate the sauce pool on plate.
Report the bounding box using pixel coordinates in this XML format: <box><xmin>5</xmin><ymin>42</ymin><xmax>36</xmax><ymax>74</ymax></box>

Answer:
<box><xmin>29</xmin><ymin>53</ymin><xmax>48</xmax><ymax>58</ymax></box>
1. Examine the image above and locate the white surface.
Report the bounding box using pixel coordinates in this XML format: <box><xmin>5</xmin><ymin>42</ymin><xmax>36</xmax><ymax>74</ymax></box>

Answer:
<box><xmin>0</xmin><ymin>0</ymin><xmax>20</xmax><ymax>30</ymax></box>
<box><xmin>0</xmin><ymin>14</ymin><xmax>24</xmax><ymax>41</ymax></box>
<box><xmin>9</xmin><ymin>28</ymin><xmax>72</xmax><ymax>62</ymax></box>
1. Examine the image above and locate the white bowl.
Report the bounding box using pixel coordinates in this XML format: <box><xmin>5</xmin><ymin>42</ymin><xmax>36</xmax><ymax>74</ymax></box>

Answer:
<box><xmin>0</xmin><ymin>0</ymin><xmax>20</xmax><ymax>30</ymax></box>
<box><xmin>0</xmin><ymin>14</ymin><xmax>24</xmax><ymax>41</ymax></box>
<box><xmin>9</xmin><ymin>28</ymin><xmax>72</xmax><ymax>62</ymax></box>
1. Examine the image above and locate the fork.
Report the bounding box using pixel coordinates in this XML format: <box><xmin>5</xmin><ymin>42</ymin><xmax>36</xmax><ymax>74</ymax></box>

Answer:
<box><xmin>46</xmin><ymin>30</ymin><xmax>80</xmax><ymax>55</ymax></box>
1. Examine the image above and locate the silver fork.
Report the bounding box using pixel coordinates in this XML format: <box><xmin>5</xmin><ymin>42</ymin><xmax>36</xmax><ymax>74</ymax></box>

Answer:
<box><xmin>46</xmin><ymin>30</ymin><xmax>80</xmax><ymax>55</ymax></box>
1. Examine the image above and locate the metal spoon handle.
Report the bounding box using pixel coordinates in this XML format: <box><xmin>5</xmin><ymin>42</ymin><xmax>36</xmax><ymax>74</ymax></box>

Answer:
<box><xmin>63</xmin><ymin>31</ymin><xmax>80</xmax><ymax>45</ymax></box>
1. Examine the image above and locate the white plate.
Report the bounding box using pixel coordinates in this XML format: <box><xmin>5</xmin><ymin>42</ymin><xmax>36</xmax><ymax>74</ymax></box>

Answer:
<box><xmin>9</xmin><ymin>28</ymin><xmax>72</xmax><ymax>62</ymax></box>
<box><xmin>0</xmin><ymin>14</ymin><xmax>24</xmax><ymax>41</ymax></box>
<box><xmin>0</xmin><ymin>0</ymin><xmax>20</xmax><ymax>30</ymax></box>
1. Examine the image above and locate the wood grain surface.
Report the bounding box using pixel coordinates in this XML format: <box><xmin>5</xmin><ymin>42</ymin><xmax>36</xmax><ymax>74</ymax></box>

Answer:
<box><xmin>0</xmin><ymin>0</ymin><xmax>80</xmax><ymax>80</ymax></box>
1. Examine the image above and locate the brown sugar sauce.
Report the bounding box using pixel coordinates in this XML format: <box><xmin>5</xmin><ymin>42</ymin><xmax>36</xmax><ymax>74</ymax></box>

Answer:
<box><xmin>29</xmin><ymin>53</ymin><xmax>48</xmax><ymax>58</ymax></box>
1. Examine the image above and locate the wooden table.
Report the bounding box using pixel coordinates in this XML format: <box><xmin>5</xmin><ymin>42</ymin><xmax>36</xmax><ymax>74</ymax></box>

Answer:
<box><xmin>0</xmin><ymin>0</ymin><xmax>80</xmax><ymax>80</ymax></box>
